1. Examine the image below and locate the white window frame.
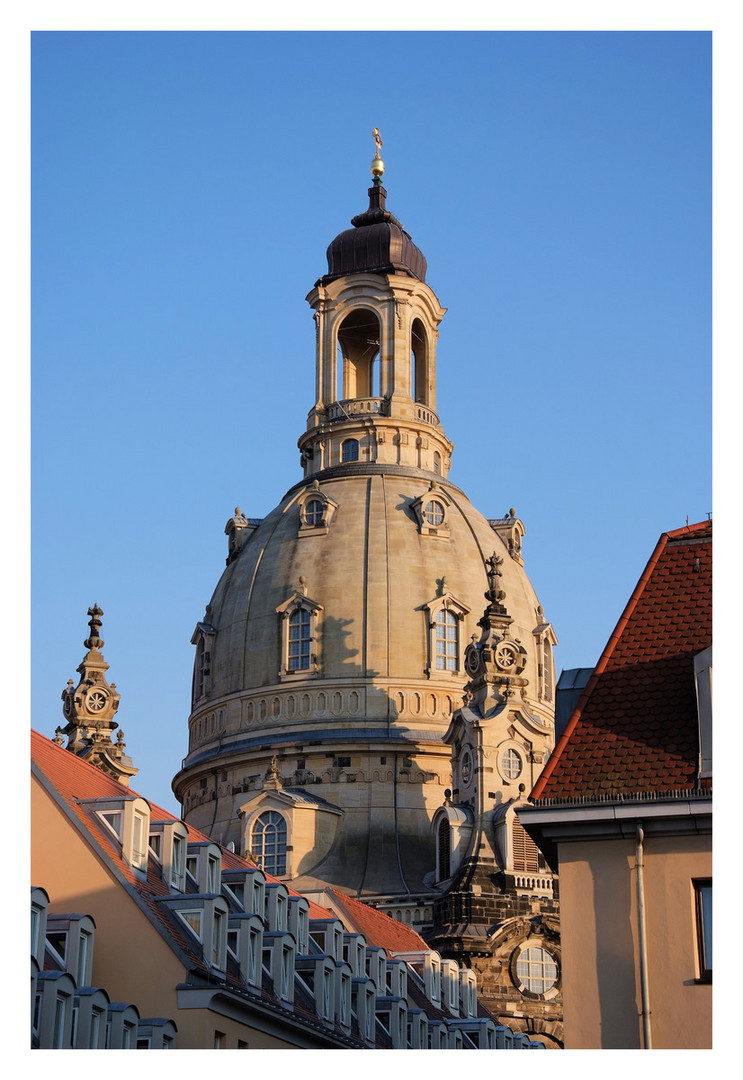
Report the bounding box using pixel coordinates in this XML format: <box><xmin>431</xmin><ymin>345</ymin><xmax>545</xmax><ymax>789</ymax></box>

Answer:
<box><xmin>276</xmin><ymin>592</ymin><xmax>323</xmax><ymax>679</ymax></box>
<box><xmin>422</xmin><ymin>591</ymin><xmax>470</xmax><ymax>678</ymax></box>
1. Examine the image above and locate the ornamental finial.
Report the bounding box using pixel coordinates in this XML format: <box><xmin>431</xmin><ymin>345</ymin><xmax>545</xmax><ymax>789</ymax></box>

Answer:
<box><xmin>371</xmin><ymin>128</ymin><xmax>384</xmax><ymax>180</ymax></box>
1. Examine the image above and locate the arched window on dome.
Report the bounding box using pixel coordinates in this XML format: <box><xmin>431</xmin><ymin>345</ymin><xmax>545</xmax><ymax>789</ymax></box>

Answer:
<box><xmin>252</xmin><ymin>811</ymin><xmax>287</xmax><ymax>876</ymax></box>
<box><xmin>341</xmin><ymin>438</ymin><xmax>359</xmax><ymax>463</ymax></box>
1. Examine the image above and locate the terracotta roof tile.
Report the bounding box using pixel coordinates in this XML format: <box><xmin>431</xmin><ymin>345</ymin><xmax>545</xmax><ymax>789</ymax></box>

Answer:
<box><xmin>324</xmin><ymin>888</ymin><xmax>430</xmax><ymax>954</ymax></box>
<box><xmin>531</xmin><ymin>521</ymin><xmax>711</xmax><ymax>801</ymax></box>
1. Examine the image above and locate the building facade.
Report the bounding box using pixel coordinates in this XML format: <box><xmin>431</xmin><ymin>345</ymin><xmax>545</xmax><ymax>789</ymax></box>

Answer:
<box><xmin>520</xmin><ymin>521</ymin><xmax>712</xmax><ymax>1049</ymax></box>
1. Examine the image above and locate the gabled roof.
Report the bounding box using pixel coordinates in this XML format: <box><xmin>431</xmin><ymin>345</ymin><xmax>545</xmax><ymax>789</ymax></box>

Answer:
<box><xmin>531</xmin><ymin>521</ymin><xmax>712</xmax><ymax>801</ymax></box>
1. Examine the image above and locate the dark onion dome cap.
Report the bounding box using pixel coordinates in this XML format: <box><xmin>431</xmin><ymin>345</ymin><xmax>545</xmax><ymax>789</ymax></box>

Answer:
<box><xmin>318</xmin><ymin>178</ymin><xmax>427</xmax><ymax>285</ymax></box>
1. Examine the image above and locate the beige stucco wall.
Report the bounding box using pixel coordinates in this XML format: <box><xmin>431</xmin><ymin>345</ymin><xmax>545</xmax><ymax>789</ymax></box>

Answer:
<box><xmin>557</xmin><ymin>832</ymin><xmax>711</xmax><ymax>1049</ymax></box>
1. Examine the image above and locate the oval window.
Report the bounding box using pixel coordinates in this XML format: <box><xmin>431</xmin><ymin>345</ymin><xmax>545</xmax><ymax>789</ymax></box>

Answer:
<box><xmin>425</xmin><ymin>499</ymin><xmax>445</xmax><ymax>526</ymax></box>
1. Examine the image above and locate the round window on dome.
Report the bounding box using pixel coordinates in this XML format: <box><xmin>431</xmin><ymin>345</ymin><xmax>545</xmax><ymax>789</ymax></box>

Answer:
<box><xmin>513</xmin><ymin>945</ymin><xmax>559</xmax><ymax>996</ymax></box>
<box><xmin>425</xmin><ymin>500</ymin><xmax>445</xmax><ymax>527</ymax></box>
<box><xmin>305</xmin><ymin>498</ymin><xmax>324</xmax><ymax>526</ymax></box>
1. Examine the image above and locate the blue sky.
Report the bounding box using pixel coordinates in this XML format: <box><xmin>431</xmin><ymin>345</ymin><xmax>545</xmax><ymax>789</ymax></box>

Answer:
<box><xmin>29</xmin><ymin>29</ymin><xmax>714</xmax><ymax>814</ymax></box>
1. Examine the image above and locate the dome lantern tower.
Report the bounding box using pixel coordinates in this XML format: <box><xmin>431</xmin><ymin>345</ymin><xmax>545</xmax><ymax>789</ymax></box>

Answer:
<box><xmin>300</xmin><ymin>130</ymin><xmax>452</xmax><ymax>480</ymax></box>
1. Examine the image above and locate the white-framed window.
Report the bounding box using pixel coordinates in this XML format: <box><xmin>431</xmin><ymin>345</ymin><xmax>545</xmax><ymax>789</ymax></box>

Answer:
<box><xmin>132</xmin><ymin>810</ymin><xmax>147</xmax><ymax>869</ymax></box>
<box><xmin>170</xmin><ymin>832</ymin><xmax>186</xmax><ymax>890</ymax></box>
<box><xmin>501</xmin><ymin>747</ymin><xmax>523</xmax><ymax>781</ymax></box>
<box><xmin>423</xmin><ymin>591</ymin><xmax>469</xmax><ymax>677</ymax></box>
<box><xmin>305</xmin><ymin>498</ymin><xmax>324</xmax><ymax>524</ymax></box>
<box><xmin>252</xmin><ymin>811</ymin><xmax>287</xmax><ymax>876</ymax></box>
<box><xmin>289</xmin><ymin>609</ymin><xmax>311</xmax><ymax>670</ymax></box>
<box><xmin>178</xmin><ymin>909</ymin><xmax>203</xmax><ymax>940</ymax></box>
<box><xmin>513</xmin><ymin>944</ymin><xmax>559</xmax><ymax>996</ymax></box>
<box><xmin>276</xmin><ymin>591</ymin><xmax>323</xmax><ymax>678</ymax></box>
<box><xmin>426</xmin><ymin>498</ymin><xmax>446</xmax><ymax>527</ymax></box>
<box><xmin>435</xmin><ymin>608</ymin><xmax>459</xmax><ymax>671</ymax></box>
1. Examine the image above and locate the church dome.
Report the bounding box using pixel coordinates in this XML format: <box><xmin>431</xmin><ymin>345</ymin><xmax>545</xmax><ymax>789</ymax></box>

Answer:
<box><xmin>197</xmin><ymin>475</ymin><xmax>544</xmax><ymax>711</ymax></box>
<box><xmin>174</xmin><ymin>145</ymin><xmax>556</xmax><ymax>902</ymax></box>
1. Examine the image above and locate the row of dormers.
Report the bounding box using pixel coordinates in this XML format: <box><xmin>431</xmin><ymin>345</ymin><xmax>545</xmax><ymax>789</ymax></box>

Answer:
<box><xmin>68</xmin><ymin>792</ymin><xmax>545</xmax><ymax>1049</ymax></box>
<box><xmin>31</xmin><ymin>887</ymin><xmax>176</xmax><ymax>1049</ymax></box>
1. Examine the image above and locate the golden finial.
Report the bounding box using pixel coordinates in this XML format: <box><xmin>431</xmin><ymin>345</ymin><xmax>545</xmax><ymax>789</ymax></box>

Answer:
<box><xmin>371</xmin><ymin>127</ymin><xmax>384</xmax><ymax>179</ymax></box>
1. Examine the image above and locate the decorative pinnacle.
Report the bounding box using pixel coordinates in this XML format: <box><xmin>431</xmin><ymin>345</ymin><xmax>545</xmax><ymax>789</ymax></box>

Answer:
<box><xmin>83</xmin><ymin>604</ymin><xmax>104</xmax><ymax>651</ymax></box>
<box><xmin>371</xmin><ymin>127</ymin><xmax>384</xmax><ymax>180</ymax></box>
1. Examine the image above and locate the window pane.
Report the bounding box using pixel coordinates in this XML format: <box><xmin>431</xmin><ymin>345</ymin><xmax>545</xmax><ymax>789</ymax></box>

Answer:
<box><xmin>515</xmin><ymin>946</ymin><xmax>558</xmax><ymax>994</ymax></box>
<box><xmin>253</xmin><ymin>811</ymin><xmax>287</xmax><ymax>875</ymax></box>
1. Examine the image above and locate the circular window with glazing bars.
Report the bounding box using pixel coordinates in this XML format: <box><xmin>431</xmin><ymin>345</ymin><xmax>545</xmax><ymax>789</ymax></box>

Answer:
<box><xmin>512</xmin><ymin>944</ymin><xmax>559</xmax><ymax>997</ymax></box>
<box><xmin>501</xmin><ymin>747</ymin><xmax>523</xmax><ymax>780</ymax></box>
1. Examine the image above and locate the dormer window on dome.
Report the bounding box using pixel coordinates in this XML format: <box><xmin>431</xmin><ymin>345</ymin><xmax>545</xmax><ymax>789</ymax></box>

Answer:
<box><xmin>412</xmin><ymin>483</ymin><xmax>452</xmax><ymax>537</ymax></box>
<box><xmin>276</xmin><ymin>583</ymin><xmax>323</xmax><ymax>678</ymax></box>
<box><xmin>297</xmin><ymin>482</ymin><xmax>338</xmax><ymax>536</ymax></box>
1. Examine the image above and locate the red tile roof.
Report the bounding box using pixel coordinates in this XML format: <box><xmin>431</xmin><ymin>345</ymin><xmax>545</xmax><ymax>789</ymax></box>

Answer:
<box><xmin>531</xmin><ymin>521</ymin><xmax>711</xmax><ymax>801</ymax></box>
<box><xmin>324</xmin><ymin>889</ymin><xmax>430</xmax><ymax>955</ymax></box>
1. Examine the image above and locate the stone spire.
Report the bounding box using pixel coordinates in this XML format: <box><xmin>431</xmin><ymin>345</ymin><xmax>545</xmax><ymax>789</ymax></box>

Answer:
<box><xmin>58</xmin><ymin>606</ymin><xmax>138</xmax><ymax>786</ymax></box>
<box><xmin>462</xmin><ymin>555</ymin><xmax>529</xmax><ymax>717</ymax></box>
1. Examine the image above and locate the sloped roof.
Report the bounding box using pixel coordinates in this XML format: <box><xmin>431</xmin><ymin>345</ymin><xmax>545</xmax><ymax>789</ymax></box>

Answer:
<box><xmin>531</xmin><ymin>521</ymin><xmax>711</xmax><ymax>800</ymax></box>
<box><xmin>323</xmin><ymin>888</ymin><xmax>430</xmax><ymax>954</ymax></box>
<box><xmin>31</xmin><ymin>729</ymin><xmax>332</xmax><ymax>942</ymax></box>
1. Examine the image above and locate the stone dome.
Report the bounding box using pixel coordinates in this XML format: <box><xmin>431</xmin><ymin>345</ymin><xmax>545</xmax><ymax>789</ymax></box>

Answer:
<box><xmin>173</xmin><ymin>163</ymin><xmax>556</xmax><ymax>903</ymax></box>
<box><xmin>201</xmin><ymin>473</ymin><xmax>544</xmax><ymax>708</ymax></box>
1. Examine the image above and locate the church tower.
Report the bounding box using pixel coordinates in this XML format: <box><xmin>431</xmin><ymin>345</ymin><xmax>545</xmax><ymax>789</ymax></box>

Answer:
<box><xmin>172</xmin><ymin>135</ymin><xmax>561</xmax><ymax>1043</ymax></box>
<box><xmin>56</xmin><ymin>605</ymin><xmax>138</xmax><ymax>786</ymax></box>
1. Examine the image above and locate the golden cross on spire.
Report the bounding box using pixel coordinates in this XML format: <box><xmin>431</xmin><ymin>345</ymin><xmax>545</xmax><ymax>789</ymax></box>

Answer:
<box><xmin>371</xmin><ymin>128</ymin><xmax>385</xmax><ymax>179</ymax></box>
